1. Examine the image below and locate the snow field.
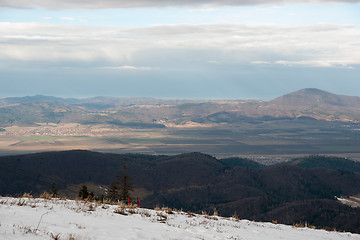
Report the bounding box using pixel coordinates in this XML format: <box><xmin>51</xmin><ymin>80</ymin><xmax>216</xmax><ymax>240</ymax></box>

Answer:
<box><xmin>0</xmin><ymin>197</ymin><xmax>359</xmax><ymax>240</ymax></box>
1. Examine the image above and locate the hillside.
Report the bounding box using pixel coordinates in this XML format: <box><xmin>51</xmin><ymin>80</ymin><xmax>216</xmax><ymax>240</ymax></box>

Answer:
<box><xmin>1</xmin><ymin>151</ymin><xmax>360</xmax><ymax>233</ymax></box>
<box><xmin>1</xmin><ymin>89</ymin><xmax>360</xmax><ymax>128</ymax></box>
<box><xmin>288</xmin><ymin>155</ymin><xmax>360</xmax><ymax>173</ymax></box>
<box><xmin>2</xmin><ymin>197</ymin><xmax>359</xmax><ymax>240</ymax></box>
<box><xmin>263</xmin><ymin>89</ymin><xmax>360</xmax><ymax>121</ymax></box>
<box><xmin>270</xmin><ymin>88</ymin><xmax>360</xmax><ymax>107</ymax></box>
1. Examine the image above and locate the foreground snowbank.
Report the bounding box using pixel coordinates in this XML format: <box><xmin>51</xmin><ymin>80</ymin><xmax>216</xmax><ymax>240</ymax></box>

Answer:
<box><xmin>0</xmin><ymin>197</ymin><xmax>359</xmax><ymax>240</ymax></box>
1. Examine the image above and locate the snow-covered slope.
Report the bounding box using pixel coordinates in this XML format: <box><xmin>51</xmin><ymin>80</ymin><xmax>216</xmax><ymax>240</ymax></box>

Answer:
<box><xmin>1</xmin><ymin>197</ymin><xmax>359</xmax><ymax>240</ymax></box>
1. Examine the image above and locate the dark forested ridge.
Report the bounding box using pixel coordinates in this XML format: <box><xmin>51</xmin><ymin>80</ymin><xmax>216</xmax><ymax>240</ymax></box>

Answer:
<box><xmin>287</xmin><ymin>155</ymin><xmax>360</xmax><ymax>173</ymax></box>
<box><xmin>1</xmin><ymin>150</ymin><xmax>360</xmax><ymax>233</ymax></box>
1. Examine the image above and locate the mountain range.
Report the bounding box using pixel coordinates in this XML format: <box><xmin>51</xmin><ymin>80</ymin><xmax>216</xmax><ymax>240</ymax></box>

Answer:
<box><xmin>1</xmin><ymin>88</ymin><xmax>360</xmax><ymax>128</ymax></box>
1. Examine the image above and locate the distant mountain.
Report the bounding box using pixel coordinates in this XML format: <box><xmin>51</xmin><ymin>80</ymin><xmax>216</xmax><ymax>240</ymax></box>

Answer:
<box><xmin>0</xmin><ymin>95</ymin><xmax>196</xmax><ymax>107</ymax></box>
<box><xmin>0</xmin><ymin>95</ymin><xmax>80</xmax><ymax>106</ymax></box>
<box><xmin>1</xmin><ymin>150</ymin><xmax>360</xmax><ymax>233</ymax></box>
<box><xmin>1</xmin><ymin>89</ymin><xmax>360</xmax><ymax>127</ymax></box>
<box><xmin>258</xmin><ymin>88</ymin><xmax>360</xmax><ymax>121</ymax></box>
<box><xmin>270</xmin><ymin>88</ymin><xmax>360</xmax><ymax>107</ymax></box>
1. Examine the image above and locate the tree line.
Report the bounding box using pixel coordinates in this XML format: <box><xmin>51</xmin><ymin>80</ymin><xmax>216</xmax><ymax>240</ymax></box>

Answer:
<box><xmin>78</xmin><ymin>162</ymin><xmax>133</xmax><ymax>203</ymax></box>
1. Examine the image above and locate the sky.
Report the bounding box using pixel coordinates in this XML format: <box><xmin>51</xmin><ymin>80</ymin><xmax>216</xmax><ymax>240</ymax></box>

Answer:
<box><xmin>0</xmin><ymin>0</ymin><xmax>360</xmax><ymax>100</ymax></box>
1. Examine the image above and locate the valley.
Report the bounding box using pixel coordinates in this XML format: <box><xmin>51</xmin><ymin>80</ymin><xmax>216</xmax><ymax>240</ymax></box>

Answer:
<box><xmin>1</xmin><ymin>118</ymin><xmax>360</xmax><ymax>163</ymax></box>
<box><xmin>2</xmin><ymin>89</ymin><xmax>360</xmax><ymax>234</ymax></box>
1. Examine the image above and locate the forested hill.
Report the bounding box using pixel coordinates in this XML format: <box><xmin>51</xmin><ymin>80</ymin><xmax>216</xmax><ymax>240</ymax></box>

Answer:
<box><xmin>1</xmin><ymin>150</ymin><xmax>360</xmax><ymax>233</ymax></box>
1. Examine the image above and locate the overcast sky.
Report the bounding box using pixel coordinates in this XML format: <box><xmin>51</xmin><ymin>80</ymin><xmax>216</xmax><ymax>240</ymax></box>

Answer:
<box><xmin>1</xmin><ymin>0</ymin><xmax>359</xmax><ymax>100</ymax></box>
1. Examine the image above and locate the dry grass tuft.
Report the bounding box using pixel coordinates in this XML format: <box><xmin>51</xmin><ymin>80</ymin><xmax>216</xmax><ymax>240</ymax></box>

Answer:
<box><xmin>293</xmin><ymin>221</ymin><xmax>315</xmax><ymax>229</ymax></box>
<box><xmin>161</xmin><ymin>207</ymin><xmax>174</xmax><ymax>214</ymax></box>
<box><xmin>139</xmin><ymin>209</ymin><xmax>152</xmax><ymax>218</ymax></box>
<box><xmin>128</xmin><ymin>209</ymin><xmax>137</xmax><ymax>214</ymax></box>
<box><xmin>22</xmin><ymin>193</ymin><xmax>33</xmax><ymax>198</ymax></box>
<box><xmin>50</xmin><ymin>233</ymin><xmax>60</xmax><ymax>240</ymax></box>
<box><xmin>187</xmin><ymin>211</ymin><xmax>196</xmax><ymax>217</ymax></box>
<box><xmin>213</xmin><ymin>208</ymin><xmax>218</xmax><ymax>216</ymax></box>
<box><xmin>232</xmin><ymin>212</ymin><xmax>239</xmax><ymax>221</ymax></box>
<box><xmin>157</xmin><ymin>212</ymin><xmax>168</xmax><ymax>222</ymax></box>
<box><xmin>205</xmin><ymin>215</ymin><xmax>218</xmax><ymax>221</ymax></box>
<box><xmin>17</xmin><ymin>199</ymin><xmax>26</xmax><ymax>206</ymax></box>
<box><xmin>40</xmin><ymin>192</ymin><xmax>53</xmax><ymax>200</ymax></box>
<box><xmin>114</xmin><ymin>207</ymin><xmax>128</xmax><ymax>215</ymax></box>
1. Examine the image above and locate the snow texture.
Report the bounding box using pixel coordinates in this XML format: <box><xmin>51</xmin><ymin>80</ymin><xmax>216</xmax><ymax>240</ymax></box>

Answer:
<box><xmin>1</xmin><ymin>197</ymin><xmax>359</xmax><ymax>240</ymax></box>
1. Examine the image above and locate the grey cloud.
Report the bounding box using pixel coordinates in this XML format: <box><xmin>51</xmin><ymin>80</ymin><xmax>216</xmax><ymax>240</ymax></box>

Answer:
<box><xmin>1</xmin><ymin>0</ymin><xmax>360</xmax><ymax>9</ymax></box>
<box><xmin>0</xmin><ymin>23</ymin><xmax>359</xmax><ymax>69</ymax></box>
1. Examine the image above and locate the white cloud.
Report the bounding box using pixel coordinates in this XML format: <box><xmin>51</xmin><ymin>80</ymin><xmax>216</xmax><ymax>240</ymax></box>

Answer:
<box><xmin>208</xmin><ymin>60</ymin><xmax>221</xmax><ymax>64</ymax></box>
<box><xmin>59</xmin><ymin>17</ymin><xmax>76</xmax><ymax>21</ymax></box>
<box><xmin>251</xmin><ymin>61</ymin><xmax>271</xmax><ymax>65</ymax></box>
<box><xmin>1</xmin><ymin>0</ymin><xmax>359</xmax><ymax>9</ymax></box>
<box><xmin>274</xmin><ymin>60</ymin><xmax>356</xmax><ymax>68</ymax></box>
<box><xmin>0</xmin><ymin>22</ymin><xmax>359</xmax><ymax>69</ymax></box>
<box><xmin>101</xmin><ymin>65</ymin><xmax>153</xmax><ymax>70</ymax></box>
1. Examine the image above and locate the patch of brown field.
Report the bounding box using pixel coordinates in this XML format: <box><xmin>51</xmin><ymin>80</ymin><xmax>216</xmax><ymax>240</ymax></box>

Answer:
<box><xmin>163</xmin><ymin>121</ymin><xmax>223</xmax><ymax>128</ymax></box>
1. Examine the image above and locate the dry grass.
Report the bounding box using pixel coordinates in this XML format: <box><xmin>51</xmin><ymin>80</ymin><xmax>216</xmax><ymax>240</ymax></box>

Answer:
<box><xmin>187</xmin><ymin>211</ymin><xmax>196</xmax><ymax>217</ymax></box>
<box><xmin>128</xmin><ymin>209</ymin><xmax>137</xmax><ymax>214</ymax></box>
<box><xmin>205</xmin><ymin>215</ymin><xmax>218</xmax><ymax>221</ymax></box>
<box><xmin>156</xmin><ymin>212</ymin><xmax>168</xmax><ymax>222</ymax></box>
<box><xmin>213</xmin><ymin>208</ymin><xmax>218</xmax><ymax>216</ymax></box>
<box><xmin>293</xmin><ymin>222</ymin><xmax>316</xmax><ymax>229</ymax></box>
<box><xmin>17</xmin><ymin>199</ymin><xmax>26</xmax><ymax>206</ymax></box>
<box><xmin>161</xmin><ymin>207</ymin><xmax>174</xmax><ymax>214</ymax></box>
<box><xmin>114</xmin><ymin>208</ymin><xmax>128</xmax><ymax>215</ymax></box>
<box><xmin>232</xmin><ymin>212</ymin><xmax>239</xmax><ymax>221</ymax></box>
<box><xmin>40</xmin><ymin>192</ymin><xmax>54</xmax><ymax>200</ymax></box>
<box><xmin>22</xmin><ymin>193</ymin><xmax>33</xmax><ymax>198</ymax></box>
<box><xmin>139</xmin><ymin>209</ymin><xmax>152</xmax><ymax>218</ymax></box>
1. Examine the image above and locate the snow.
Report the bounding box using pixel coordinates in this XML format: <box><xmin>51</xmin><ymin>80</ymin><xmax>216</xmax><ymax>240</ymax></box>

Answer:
<box><xmin>1</xmin><ymin>197</ymin><xmax>359</xmax><ymax>240</ymax></box>
<box><xmin>337</xmin><ymin>197</ymin><xmax>360</xmax><ymax>208</ymax></box>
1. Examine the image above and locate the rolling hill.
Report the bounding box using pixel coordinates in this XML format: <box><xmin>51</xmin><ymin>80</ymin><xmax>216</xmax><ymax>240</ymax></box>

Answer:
<box><xmin>1</xmin><ymin>89</ymin><xmax>360</xmax><ymax>128</ymax></box>
<box><xmin>1</xmin><ymin>150</ymin><xmax>360</xmax><ymax>233</ymax></box>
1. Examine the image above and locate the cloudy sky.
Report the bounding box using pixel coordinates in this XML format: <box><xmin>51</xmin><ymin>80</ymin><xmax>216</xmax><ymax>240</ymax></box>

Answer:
<box><xmin>1</xmin><ymin>0</ymin><xmax>359</xmax><ymax>99</ymax></box>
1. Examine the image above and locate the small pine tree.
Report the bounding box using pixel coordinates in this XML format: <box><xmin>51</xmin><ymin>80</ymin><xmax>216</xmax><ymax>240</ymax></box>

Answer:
<box><xmin>118</xmin><ymin>162</ymin><xmax>133</xmax><ymax>202</ymax></box>
<box><xmin>88</xmin><ymin>191</ymin><xmax>94</xmax><ymax>201</ymax></box>
<box><xmin>51</xmin><ymin>182</ymin><xmax>58</xmax><ymax>197</ymax></box>
<box><xmin>78</xmin><ymin>184</ymin><xmax>89</xmax><ymax>200</ymax></box>
<box><xmin>107</xmin><ymin>180</ymin><xmax>119</xmax><ymax>202</ymax></box>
